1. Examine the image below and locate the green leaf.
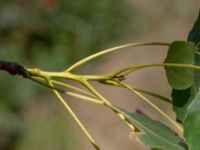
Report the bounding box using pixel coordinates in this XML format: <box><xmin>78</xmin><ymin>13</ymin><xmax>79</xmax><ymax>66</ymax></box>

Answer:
<box><xmin>164</xmin><ymin>41</ymin><xmax>196</xmax><ymax>89</ymax></box>
<box><xmin>120</xmin><ymin>109</ymin><xmax>187</xmax><ymax>150</ymax></box>
<box><xmin>172</xmin><ymin>87</ymin><xmax>195</xmax><ymax>123</ymax></box>
<box><xmin>184</xmin><ymin>92</ymin><xmax>200</xmax><ymax>150</ymax></box>
<box><xmin>171</xmin><ymin>12</ymin><xmax>200</xmax><ymax>124</ymax></box>
<box><xmin>193</xmin><ymin>54</ymin><xmax>200</xmax><ymax>93</ymax></box>
<box><xmin>188</xmin><ymin>10</ymin><xmax>200</xmax><ymax>92</ymax></box>
<box><xmin>188</xmin><ymin>10</ymin><xmax>200</xmax><ymax>47</ymax></box>
<box><xmin>172</xmin><ymin>88</ymin><xmax>191</xmax><ymax>107</ymax></box>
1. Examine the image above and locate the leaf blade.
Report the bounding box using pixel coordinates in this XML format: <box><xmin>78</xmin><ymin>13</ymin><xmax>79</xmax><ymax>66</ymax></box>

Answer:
<box><xmin>164</xmin><ymin>41</ymin><xmax>196</xmax><ymax>90</ymax></box>
<box><xmin>170</xmin><ymin>13</ymin><xmax>200</xmax><ymax>124</ymax></box>
<box><xmin>184</xmin><ymin>92</ymin><xmax>200</xmax><ymax>150</ymax></box>
<box><xmin>120</xmin><ymin>109</ymin><xmax>186</xmax><ymax>150</ymax></box>
<box><xmin>171</xmin><ymin>87</ymin><xmax>195</xmax><ymax>123</ymax></box>
<box><xmin>188</xmin><ymin>10</ymin><xmax>200</xmax><ymax>93</ymax></box>
<box><xmin>188</xmin><ymin>10</ymin><xmax>200</xmax><ymax>46</ymax></box>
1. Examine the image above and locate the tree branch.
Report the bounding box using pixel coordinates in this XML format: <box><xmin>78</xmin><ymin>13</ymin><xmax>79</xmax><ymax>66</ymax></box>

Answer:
<box><xmin>0</xmin><ymin>60</ymin><xmax>27</xmax><ymax>77</ymax></box>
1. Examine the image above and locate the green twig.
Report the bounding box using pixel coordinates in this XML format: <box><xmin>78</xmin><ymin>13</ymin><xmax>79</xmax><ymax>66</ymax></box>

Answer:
<box><xmin>27</xmin><ymin>63</ymin><xmax>200</xmax><ymax>84</ymax></box>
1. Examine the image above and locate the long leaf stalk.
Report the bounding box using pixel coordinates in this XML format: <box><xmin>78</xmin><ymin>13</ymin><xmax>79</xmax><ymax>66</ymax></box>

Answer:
<box><xmin>51</xmin><ymin>79</ymin><xmax>96</xmax><ymax>98</ymax></box>
<box><xmin>46</xmin><ymin>78</ymin><xmax>101</xmax><ymax>150</ymax></box>
<box><xmin>66</xmin><ymin>91</ymin><xmax>104</xmax><ymax>105</ymax></box>
<box><xmin>115</xmin><ymin>81</ymin><xmax>183</xmax><ymax>133</ymax></box>
<box><xmin>114</xmin><ymin>63</ymin><xmax>200</xmax><ymax>76</ymax></box>
<box><xmin>66</xmin><ymin>42</ymin><xmax>170</xmax><ymax>72</ymax></box>
<box><xmin>31</xmin><ymin>76</ymin><xmax>96</xmax><ymax>98</ymax></box>
<box><xmin>101</xmin><ymin>80</ymin><xmax>172</xmax><ymax>103</ymax></box>
<box><xmin>80</xmin><ymin>79</ymin><xmax>137</xmax><ymax>131</ymax></box>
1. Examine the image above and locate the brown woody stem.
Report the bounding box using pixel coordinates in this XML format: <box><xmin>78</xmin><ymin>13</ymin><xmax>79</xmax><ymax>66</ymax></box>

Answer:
<box><xmin>0</xmin><ymin>60</ymin><xmax>27</xmax><ymax>77</ymax></box>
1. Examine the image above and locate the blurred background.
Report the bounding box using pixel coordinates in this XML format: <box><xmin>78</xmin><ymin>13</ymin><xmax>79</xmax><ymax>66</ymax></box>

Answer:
<box><xmin>0</xmin><ymin>0</ymin><xmax>200</xmax><ymax>150</ymax></box>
